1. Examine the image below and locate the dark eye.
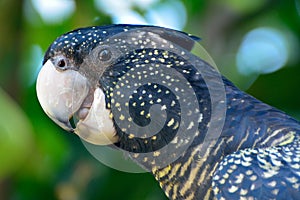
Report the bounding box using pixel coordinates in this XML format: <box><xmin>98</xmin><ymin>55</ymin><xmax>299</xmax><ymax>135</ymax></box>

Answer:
<box><xmin>99</xmin><ymin>49</ymin><xmax>112</xmax><ymax>62</ymax></box>
<box><xmin>57</xmin><ymin>59</ymin><xmax>66</xmax><ymax>68</ymax></box>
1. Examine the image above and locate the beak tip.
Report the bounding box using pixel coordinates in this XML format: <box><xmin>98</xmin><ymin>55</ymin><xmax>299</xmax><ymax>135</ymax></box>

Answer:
<box><xmin>53</xmin><ymin>117</ymin><xmax>75</xmax><ymax>133</ymax></box>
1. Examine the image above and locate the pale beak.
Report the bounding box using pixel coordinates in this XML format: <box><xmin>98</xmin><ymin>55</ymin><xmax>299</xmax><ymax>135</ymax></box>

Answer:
<box><xmin>36</xmin><ymin>59</ymin><xmax>118</xmax><ymax>145</ymax></box>
<box><xmin>36</xmin><ymin>60</ymin><xmax>89</xmax><ymax>132</ymax></box>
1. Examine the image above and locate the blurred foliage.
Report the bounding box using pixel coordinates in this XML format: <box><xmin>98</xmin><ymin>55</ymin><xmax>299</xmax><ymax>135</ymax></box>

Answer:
<box><xmin>0</xmin><ymin>0</ymin><xmax>299</xmax><ymax>200</ymax></box>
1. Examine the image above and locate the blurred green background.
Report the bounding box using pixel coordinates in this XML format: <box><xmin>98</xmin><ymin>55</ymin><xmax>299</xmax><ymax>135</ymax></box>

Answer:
<box><xmin>0</xmin><ymin>0</ymin><xmax>299</xmax><ymax>199</ymax></box>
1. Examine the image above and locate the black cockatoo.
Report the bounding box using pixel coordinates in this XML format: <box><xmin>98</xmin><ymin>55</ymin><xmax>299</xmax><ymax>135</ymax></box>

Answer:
<box><xmin>36</xmin><ymin>25</ymin><xmax>300</xmax><ymax>200</ymax></box>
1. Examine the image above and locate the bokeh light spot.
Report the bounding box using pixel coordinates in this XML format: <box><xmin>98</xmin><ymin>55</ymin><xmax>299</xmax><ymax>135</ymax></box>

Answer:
<box><xmin>94</xmin><ymin>0</ymin><xmax>186</xmax><ymax>30</ymax></box>
<box><xmin>145</xmin><ymin>0</ymin><xmax>187</xmax><ymax>30</ymax></box>
<box><xmin>112</xmin><ymin>10</ymin><xmax>148</xmax><ymax>25</ymax></box>
<box><xmin>31</xmin><ymin>0</ymin><xmax>75</xmax><ymax>24</ymax></box>
<box><xmin>236</xmin><ymin>27</ymin><xmax>289</xmax><ymax>75</ymax></box>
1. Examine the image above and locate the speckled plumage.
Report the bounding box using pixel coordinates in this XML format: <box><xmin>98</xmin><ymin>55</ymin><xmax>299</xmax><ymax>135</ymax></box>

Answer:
<box><xmin>40</xmin><ymin>24</ymin><xmax>300</xmax><ymax>200</ymax></box>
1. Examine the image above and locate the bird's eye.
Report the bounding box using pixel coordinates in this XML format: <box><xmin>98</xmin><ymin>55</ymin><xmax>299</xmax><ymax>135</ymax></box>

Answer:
<box><xmin>99</xmin><ymin>49</ymin><xmax>112</xmax><ymax>62</ymax></box>
<box><xmin>57</xmin><ymin>59</ymin><xmax>66</xmax><ymax>68</ymax></box>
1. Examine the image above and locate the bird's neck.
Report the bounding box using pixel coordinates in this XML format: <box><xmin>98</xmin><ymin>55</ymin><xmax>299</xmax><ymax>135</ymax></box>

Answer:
<box><xmin>152</xmin><ymin>79</ymin><xmax>300</xmax><ymax>199</ymax></box>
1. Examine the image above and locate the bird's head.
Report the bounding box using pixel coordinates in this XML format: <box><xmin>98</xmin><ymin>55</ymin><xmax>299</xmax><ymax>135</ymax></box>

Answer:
<box><xmin>36</xmin><ymin>25</ymin><xmax>224</xmax><ymax>164</ymax></box>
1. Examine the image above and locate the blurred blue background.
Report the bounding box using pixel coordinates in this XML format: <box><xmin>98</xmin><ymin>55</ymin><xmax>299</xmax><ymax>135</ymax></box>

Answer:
<box><xmin>0</xmin><ymin>0</ymin><xmax>300</xmax><ymax>199</ymax></box>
